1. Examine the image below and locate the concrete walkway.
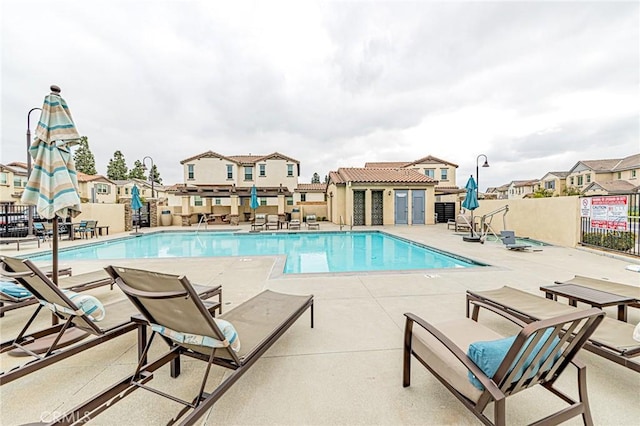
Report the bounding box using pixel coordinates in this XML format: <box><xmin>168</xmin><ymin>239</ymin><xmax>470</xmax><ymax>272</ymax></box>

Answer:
<box><xmin>1</xmin><ymin>224</ymin><xmax>639</xmax><ymax>425</ymax></box>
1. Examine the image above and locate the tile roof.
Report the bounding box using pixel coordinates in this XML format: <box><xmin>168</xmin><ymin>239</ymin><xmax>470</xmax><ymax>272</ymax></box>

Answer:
<box><xmin>364</xmin><ymin>155</ymin><xmax>458</xmax><ymax>168</ymax></box>
<box><xmin>585</xmin><ymin>180</ymin><xmax>639</xmax><ymax>193</ymax></box>
<box><xmin>364</xmin><ymin>162</ymin><xmax>409</xmax><ymax>168</ymax></box>
<box><xmin>77</xmin><ymin>172</ymin><xmax>114</xmax><ymax>184</ymax></box>
<box><xmin>181</xmin><ymin>151</ymin><xmax>299</xmax><ymax>165</ymax></box>
<box><xmin>614</xmin><ymin>153</ymin><xmax>640</xmax><ymax>171</ymax></box>
<box><xmin>580</xmin><ymin>159</ymin><xmax>624</xmax><ymax>171</ymax></box>
<box><xmin>331</xmin><ymin>168</ymin><xmax>437</xmax><ymax>184</ymax></box>
<box><xmin>297</xmin><ymin>183</ymin><xmax>327</xmax><ymax>192</ymax></box>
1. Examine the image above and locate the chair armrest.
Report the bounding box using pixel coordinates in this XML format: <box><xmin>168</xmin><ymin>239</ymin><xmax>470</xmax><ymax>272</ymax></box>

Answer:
<box><xmin>404</xmin><ymin>313</ymin><xmax>505</xmax><ymax>399</ymax></box>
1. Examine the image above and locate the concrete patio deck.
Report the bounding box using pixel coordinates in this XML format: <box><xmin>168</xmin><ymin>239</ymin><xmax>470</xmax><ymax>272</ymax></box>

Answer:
<box><xmin>1</xmin><ymin>223</ymin><xmax>639</xmax><ymax>425</ymax></box>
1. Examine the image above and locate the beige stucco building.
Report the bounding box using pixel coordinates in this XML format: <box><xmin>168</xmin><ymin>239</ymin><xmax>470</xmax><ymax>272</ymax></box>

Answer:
<box><xmin>0</xmin><ymin>162</ymin><xmax>28</xmax><ymax>203</ymax></box>
<box><xmin>76</xmin><ymin>173</ymin><xmax>117</xmax><ymax>204</ymax></box>
<box><xmin>327</xmin><ymin>168</ymin><xmax>438</xmax><ymax>226</ymax></box>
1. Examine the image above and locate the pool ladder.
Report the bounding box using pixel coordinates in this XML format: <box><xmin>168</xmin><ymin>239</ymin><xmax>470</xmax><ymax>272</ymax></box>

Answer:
<box><xmin>196</xmin><ymin>215</ymin><xmax>209</xmax><ymax>233</ymax></box>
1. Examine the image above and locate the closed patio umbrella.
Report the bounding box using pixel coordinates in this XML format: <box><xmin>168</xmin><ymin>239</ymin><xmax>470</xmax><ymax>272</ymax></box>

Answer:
<box><xmin>131</xmin><ymin>185</ymin><xmax>143</xmax><ymax>235</ymax></box>
<box><xmin>250</xmin><ymin>184</ymin><xmax>259</xmax><ymax>212</ymax></box>
<box><xmin>461</xmin><ymin>175</ymin><xmax>480</xmax><ymax>242</ymax></box>
<box><xmin>21</xmin><ymin>85</ymin><xmax>82</xmax><ymax>284</ymax></box>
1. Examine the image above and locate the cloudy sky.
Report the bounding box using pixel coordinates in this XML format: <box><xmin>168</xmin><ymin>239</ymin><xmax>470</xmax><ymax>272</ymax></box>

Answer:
<box><xmin>2</xmin><ymin>1</ymin><xmax>638</xmax><ymax>191</ymax></box>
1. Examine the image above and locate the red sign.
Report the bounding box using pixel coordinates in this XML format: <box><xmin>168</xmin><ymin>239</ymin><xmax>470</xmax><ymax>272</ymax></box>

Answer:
<box><xmin>590</xmin><ymin>196</ymin><xmax>628</xmax><ymax>230</ymax></box>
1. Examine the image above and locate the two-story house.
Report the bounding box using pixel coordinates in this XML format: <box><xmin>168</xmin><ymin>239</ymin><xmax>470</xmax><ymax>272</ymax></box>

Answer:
<box><xmin>538</xmin><ymin>171</ymin><xmax>569</xmax><ymax>196</ymax></box>
<box><xmin>0</xmin><ymin>162</ymin><xmax>29</xmax><ymax>203</ymax></box>
<box><xmin>507</xmin><ymin>180</ymin><xmax>539</xmax><ymax>199</ymax></box>
<box><xmin>76</xmin><ymin>173</ymin><xmax>117</xmax><ymax>204</ymax></box>
<box><xmin>573</xmin><ymin>154</ymin><xmax>640</xmax><ymax>195</ymax></box>
<box><xmin>113</xmin><ymin>178</ymin><xmax>164</xmax><ymax>202</ymax></box>
<box><xmin>170</xmin><ymin>151</ymin><xmax>300</xmax><ymax>224</ymax></box>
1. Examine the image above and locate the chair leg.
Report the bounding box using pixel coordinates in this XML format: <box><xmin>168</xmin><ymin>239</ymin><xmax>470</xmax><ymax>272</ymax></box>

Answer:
<box><xmin>577</xmin><ymin>364</ymin><xmax>594</xmax><ymax>426</ymax></box>
<box><xmin>403</xmin><ymin>318</ymin><xmax>413</xmax><ymax>387</ymax></box>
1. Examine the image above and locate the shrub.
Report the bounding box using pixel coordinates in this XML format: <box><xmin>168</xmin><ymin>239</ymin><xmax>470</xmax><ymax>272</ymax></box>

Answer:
<box><xmin>583</xmin><ymin>231</ymin><xmax>636</xmax><ymax>252</ymax></box>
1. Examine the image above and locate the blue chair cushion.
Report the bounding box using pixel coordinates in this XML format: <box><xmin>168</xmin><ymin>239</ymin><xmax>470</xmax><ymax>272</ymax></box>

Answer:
<box><xmin>0</xmin><ymin>281</ymin><xmax>32</xmax><ymax>299</ymax></box>
<box><xmin>468</xmin><ymin>328</ymin><xmax>561</xmax><ymax>390</ymax></box>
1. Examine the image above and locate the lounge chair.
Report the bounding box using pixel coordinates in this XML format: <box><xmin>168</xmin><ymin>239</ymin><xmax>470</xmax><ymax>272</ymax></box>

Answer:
<box><xmin>289</xmin><ymin>219</ymin><xmax>301</xmax><ymax>230</ymax></box>
<box><xmin>500</xmin><ymin>230</ymin><xmax>531</xmax><ymax>251</ymax></box>
<box><xmin>306</xmin><ymin>214</ymin><xmax>320</xmax><ymax>230</ymax></box>
<box><xmin>52</xmin><ymin>266</ymin><xmax>313</xmax><ymax>424</ymax></box>
<box><xmin>0</xmin><ymin>236</ymin><xmax>40</xmax><ymax>251</ymax></box>
<box><xmin>265</xmin><ymin>214</ymin><xmax>279</xmax><ymax>230</ymax></box>
<box><xmin>403</xmin><ymin>305</ymin><xmax>604</xmax><ymax>426</ymax></box>
<box><xmin>447</xmin><ymin>214</ymin><xmax>474</xmax><ymax>232</ymax></box>
<box><xmin>0</xmin><ymin>258</ymin><xmax>222</xmax><ymax>385</ymax></box>
<box><xmin>251</xmin><ymin>213</ymin><xmax>266</xmax><ymax>231</ymax></box>
<box><xmin>555</xmin><ymin>275</ymin><xmax>640</xmax><ymax>309</ymax></box>
<box><xmin>0</xmin><ymin>257</ymin><xmax>112</xmax><ymax>317</ymax></box>
<box><xmin>466</xmin><ymin>286</ymin><xmax>640</xmax><ymax>373</ymax></box>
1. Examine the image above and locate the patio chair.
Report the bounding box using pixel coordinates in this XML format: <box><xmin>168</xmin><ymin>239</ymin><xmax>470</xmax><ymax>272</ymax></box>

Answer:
<box><xmin>78</xmin><ymin>220</ymin><xmax>98</xmax><ymax>239</ymax></box>
<box><xmin>403</xmin><ymin>306</ymin><xmax>604</xmax><ymax>425</ymax></box>
<box><xmin>466</xmin><ymin>286</ymin><xmax>640</xmax><ymax>373</ymax></box>
<box><xmin>306</xmin><ymin>214</ymin><xmax>320</xmax><ymax>229</ymax></box>
<box><xmin>289</xmin><ymin>219</ymin><xmax>301</xmax><ymax>230</ymax></box>
<box><xmin>0</xmin><ymin>257</ymin><xmax>113</xmax><ymax>317</ymax></box>
<box><xmin>265</xmin><ymin>214</ymin><xmax>279</xmax><ymax>230</ymax></box>
<box><xmin>33</xmin><ymin>222</ymin><xmax>51</xmax><ymax>241</ymax></box>
<box><xmin>0</xmin><ymin>258</ymin><xmax>222</xmax><ymax>385</ymax></box>
<box><xmin>251</xmin><ymin>213</ymin><xmax>266</xmax><ymax>231</ymax></box>
<box><xmin>53</xmin><ymin>266</ymin><xmax>313</xmax><ymax>424</ymax></box>
<box><xmin>500</xmin><ymin>230</ymin><xmax>531</xmax><ymax>251</ymax></box>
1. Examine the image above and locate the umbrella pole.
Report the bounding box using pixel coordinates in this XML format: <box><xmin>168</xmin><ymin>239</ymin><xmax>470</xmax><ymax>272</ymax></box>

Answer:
<box><xmin>52</xmin><ymin>216</ymin><xmax>59</xmax><ymax>325</ymax></box>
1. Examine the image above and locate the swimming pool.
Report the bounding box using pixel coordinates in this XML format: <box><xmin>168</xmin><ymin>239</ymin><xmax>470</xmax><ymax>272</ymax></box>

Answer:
<box><xmin>28</xmin><ymin>231</ymin><xmax>485</xmax><ymax>274</ymax></box>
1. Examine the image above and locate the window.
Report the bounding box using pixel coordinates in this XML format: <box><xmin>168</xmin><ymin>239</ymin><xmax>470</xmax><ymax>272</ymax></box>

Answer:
<box><xmin>187</xmin><ymin>164</ymin><xmax>195</xmax><ymax>180</ymax></box>
<box><xmin>577</xmin><ymin>176</ymin><xmax>583</xmax><ymax>186</ymax></box>
<box><xmin>617</xmin><ymin>172</ymin><xmax>622</xmax><ymax>179</ymax></box>
<box><xmin>259</xmin><ymin>164</ymin><xmax>266</xmax><ymax>177</ymax></box>
<box><xmin>286</xmin><ymin>197</ymin><xmax>293</xmax><ymax>206</ymax></box>
<box><xmin>194</xmin><ymin>196</ymin><xmax>203</xmax><ymax>206</ymax></box>
<box><xmin>13</xmin><ymin>177</ymin><xmax>21</xmax><ymax>188</ymax></box>
<box><xmin>260</xmin><ymin>198</ymin><xmax>266</xmax><ymax>206</ymax></box>
<box><xmin>300</xmin><ymin>193</ymin><xmax>306</xmax><ymax>202</ymax></box>
<box><xmin>440</xmin><ymin>168</ymin><xmax>448</xmax><ymax>180</ymax></box>
<box><xmin>424</xmin><ymin>169</ymin><xmax>435</xmax><ymax>178</ymax></box>
<box><xmin>125</xmin><ymin>187</ymin><xmax>129</xmax><ymax>195</ymax></box>
<box><xmin>632</xmin><ymin>170</ymin><xmax>637</xmax><ymax>178</ymax></box>
<box><xmin>0</xmin><ymin>172</ymin><xmax>7</xmax><ymax>185</ymax></box>
<box><xmin>215</xmin><ymin>198</ymin><xmax>221</xmax><ymax>205</ymax></box>
<box><xmin>244</xmin><ymin>166</ymin><xmax>253</xmax><ymax>181</ymax></box>
<box><xmin>226</xmin><ymin>165</ymin><xmax>233</xmax><ymax>179</ymax></box>
<box><xmin>586</xmin><ymin>174</ymin><xmax>591</xmax><ymax>183</ymax></box>
<box><xmin>96</xmin><ymin>183</ymin><xmax>109</xmax><ymax>194</ymax></box>
<box><xmin>287</xmin><ymin>164</ymin><xmax>294</xmax><ymax>177</ymax></box>
<box><xmin>545</xmin><ymin>181</ymin><xmax>555</xmax><ymax>190</ymax></box>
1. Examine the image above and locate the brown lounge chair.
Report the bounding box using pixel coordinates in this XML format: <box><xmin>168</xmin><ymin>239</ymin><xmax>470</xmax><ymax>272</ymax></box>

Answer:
<box><xmin>466</xmin><ymin>286</ymin><xmax>640</xmax><ymax>373</ymax></box>
<box><xmin>0</xmin><ymin>258</ymin><xmax>222</xmax><ymax>385</ymax></box>
<box><xmin>265</xmin><ymin>214</ymin><xmax>279</xmax><ymax>230</ymax></box>
<box><xmin>1</xmin><ymin>257</ymin><xmax>112</xmax><ymax>317</ymax></box>
<box><xmin>403</xmin><ymin>306</ymin><xmax>604</xmax><ymax>425</ymax></box>
<box><xmin>51</xmin><ymin>266</ymin><xmax>313</xmax><ymax>425</ymax></box>
<box><xmin>251</xmin><ymin>213</ymin><xmax>266</xmax><ymax>231</ymax></box>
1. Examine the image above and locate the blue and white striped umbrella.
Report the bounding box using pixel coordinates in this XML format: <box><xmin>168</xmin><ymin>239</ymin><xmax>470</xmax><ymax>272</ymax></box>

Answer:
<box><xmin>21</xmin><ymin>86</ymin><xmax>82</xmax><ymax>220</ymax></box>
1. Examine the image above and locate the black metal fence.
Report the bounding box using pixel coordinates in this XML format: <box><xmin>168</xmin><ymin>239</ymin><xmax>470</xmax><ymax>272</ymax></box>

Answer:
<box><xmin>580</xmin><ymin>193</ymin><xmax>639</xmax><ymax>258</ymax></box>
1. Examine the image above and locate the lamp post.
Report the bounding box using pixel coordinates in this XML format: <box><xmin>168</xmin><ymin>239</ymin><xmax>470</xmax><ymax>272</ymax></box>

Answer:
<box><xmin>26</xmin><ymin>107</ymin><xmax>42</xmax><ymax>235</ymax></box>
<box><xmin>142</xmin><ymin>156</ymin><xmax>155</xmax><ymax>198</ymax></box>
<box><xmin>476</xmin><ymin>154</ymin><xmax>489</xmax><ymax>198</ymax></box>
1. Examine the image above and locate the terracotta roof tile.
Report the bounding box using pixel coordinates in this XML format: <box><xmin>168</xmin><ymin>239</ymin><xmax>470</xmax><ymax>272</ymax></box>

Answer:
<box><xmin>333</xmin><ymin>167</ymin><xmax>437</xmax><ymax>184</ymax></box>
<box><xmin>297</xmin><ymin>183</ymin><xmax>327</xmax><ymax>192</ymax></box>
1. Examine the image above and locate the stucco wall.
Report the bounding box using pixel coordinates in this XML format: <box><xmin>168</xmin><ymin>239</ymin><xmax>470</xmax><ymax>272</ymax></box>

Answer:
<box><xmin>75</xmin><ymin>203</ymin><xmax>126</xmax><ymax>234</ymax></box>
<box><xmin>473</xmin><ymin>196</ymin><xmax>581</xmax><ymax>247</ymax></box>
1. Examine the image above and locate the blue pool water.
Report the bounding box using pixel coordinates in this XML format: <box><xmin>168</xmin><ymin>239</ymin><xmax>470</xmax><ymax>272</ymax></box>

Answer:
<box><xmin>28</xmin><ymin>231</ymin><xmax>484</xmax><ymax>274</ymax></box>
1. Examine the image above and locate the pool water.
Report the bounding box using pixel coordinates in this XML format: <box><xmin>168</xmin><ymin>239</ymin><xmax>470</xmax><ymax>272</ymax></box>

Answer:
<box><xmin>28</xmin><ymin>231</ymin><xmax>484</xmax><ymax>274</ymax></box>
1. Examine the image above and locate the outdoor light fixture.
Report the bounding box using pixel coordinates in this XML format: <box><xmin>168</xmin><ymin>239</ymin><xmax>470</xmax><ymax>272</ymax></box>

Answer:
<box><xmin>476</xmin><ymin>154</ymin><xmax>489</xmax><ymax>197</ymax></box>
<box><xmin>26</xmin><ymin>107</ymin><xmax>42</xmax><ymax>235</ymax></box>
<box><xmin>142</xmin><ymin>156</ymin><xmax>155</xmax><ymax>198</ymax></box>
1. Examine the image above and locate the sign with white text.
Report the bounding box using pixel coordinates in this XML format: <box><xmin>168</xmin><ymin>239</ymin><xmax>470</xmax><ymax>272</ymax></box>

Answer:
<box><xmin>589</xmin><ymin>196</ymin><xmax>628</xmax><ymax>230</ymax></box>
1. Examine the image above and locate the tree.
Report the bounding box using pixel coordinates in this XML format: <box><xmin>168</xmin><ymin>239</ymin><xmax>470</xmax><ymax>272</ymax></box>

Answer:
<box><xmin>311</xmin><ymin>172</ymin><xmax>320</xmax><ymax>183</ymax></box>
<box><xmin>324</xmin><ymin>175</ymin><xmax>329</xmax><ymax>184</ymax></box>
<box><xmin>73</xmin><ymin>136</ymin><xmax>97</xmax><ymax>175</ymax></box>
<box><xmin>106</xmin><ymin>150</ymin><xmax>128</xmax><ymax>180</ymax></box>
<box><xmin>129</xmin><ymin>160</ymin><xmax>146</xmax><ymax>179</ymax></box>
<box><xmin>149</xmin><ymin>164</ymin><xmax>163</xmax><ymax>185</ymax></box>
<box><xmin>561</xmin><ymin>186</ymin><xmax>581</xmax><ymax>196</ymax></box>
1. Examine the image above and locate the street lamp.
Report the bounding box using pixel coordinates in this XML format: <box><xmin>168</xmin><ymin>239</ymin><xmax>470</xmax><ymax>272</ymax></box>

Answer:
<box><xmin>476</xmin><ymin>154</ymin><xmax>489</xmax><ymax>198</ymax></box>
<box><xmin>26</xmin><ymin>107</ymin><xmax>42</xmax><ymax>235</ymax></box>
<box><xmin>142</xmin><ymin>156</ymin><xmax>155</xmax><ymax>198</ymax></box>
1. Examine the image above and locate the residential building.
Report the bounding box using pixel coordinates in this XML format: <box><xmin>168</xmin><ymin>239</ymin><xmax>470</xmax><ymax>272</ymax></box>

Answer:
<box><xmin>565</xmin><ymin>154</ymin><xmax>640</xmax><ymax>195</ymax></box>
<box><xmin>538</xmin><ymin>171</ymin><xmax>569</xmax><ymax>196</ymax></box>
<box><xmin>76</xmin><ymin>173</ymin><xmax>117</xmax><ymax>204</ymax></box>
<box><xmin>327</xmin><ymin>167</ymin><xmax>438</xmax><ymax>226</ymax></box>
<box><xmin>0</xmin><ymin>162</ymin><xmax>28</xmax><ymax>203</ymax></box>
<box><xmin>170</xmin><ymin>151</ymin><xmax>300</xmax><ymax>224</ymax></box>
<box><xmin>113</xmin><ymin>178</ymin><xmax>165</xmax><ymax>202</ymax></box>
